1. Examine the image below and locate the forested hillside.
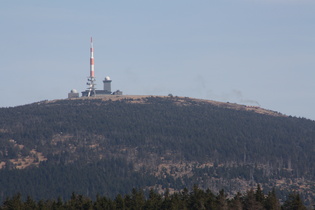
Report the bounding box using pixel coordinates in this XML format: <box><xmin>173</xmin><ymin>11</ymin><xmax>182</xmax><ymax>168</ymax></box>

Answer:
<box><xmin>0</xmin><ymin>186</ymin><xmax>307</xmax><ymax>210</ymax></box>
<box><xmin>0</xmin><ymin>96</ymin><xmax>314</xmax><ymax>206</ymax></box>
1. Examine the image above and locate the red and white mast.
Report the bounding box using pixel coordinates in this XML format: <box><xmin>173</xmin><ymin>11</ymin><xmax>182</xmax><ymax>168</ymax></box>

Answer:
<box><xmin>90</xmin><ymin>37</ymin><xmax>95</xmax><ymax>78</ymax></box>
<box><xmin>87</xmin><ymin>37</ymin><xmax>96</xmax><ymax>97</ymax></box>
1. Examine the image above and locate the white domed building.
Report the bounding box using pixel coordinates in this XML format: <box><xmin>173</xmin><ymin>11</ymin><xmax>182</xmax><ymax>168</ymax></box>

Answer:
<box><xmin>68</xmin><ymin>89</ymin><xmax>79</xmax><ymax>99</ymax></box>
<box><xmin>81</xmin><ymin>75</ymin><xmax>122</xmax><ymax>97</ymax></box>
<box><xmin>103</xmin><ymin>76</ymin><xmax>112</xmax><ymax>93</ymax></box>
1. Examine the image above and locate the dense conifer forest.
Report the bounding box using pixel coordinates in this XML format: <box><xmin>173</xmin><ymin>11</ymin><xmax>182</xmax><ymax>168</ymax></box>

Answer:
<box><xmin>0</xmin><ymin>186</ymin><xmax>307</xmax><ymax>210</ymax></box>
<box><xmin>0</xmin><ymin>96</ymin><xmax>315</xmax><ymax>206</ymax></box>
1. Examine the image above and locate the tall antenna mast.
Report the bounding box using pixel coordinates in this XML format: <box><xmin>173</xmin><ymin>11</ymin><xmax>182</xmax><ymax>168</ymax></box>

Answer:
<box><xmin>86</xmin><ymin>37</ymin><xmax>96</xmax><ymax>96</ymax></box>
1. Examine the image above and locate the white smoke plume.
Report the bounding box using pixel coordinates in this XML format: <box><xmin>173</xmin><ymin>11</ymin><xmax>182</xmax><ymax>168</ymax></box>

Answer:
<box><xmin>206</xmin><ymin>89</ymin><xmax>260</xmax><ymax>107</ymax></box>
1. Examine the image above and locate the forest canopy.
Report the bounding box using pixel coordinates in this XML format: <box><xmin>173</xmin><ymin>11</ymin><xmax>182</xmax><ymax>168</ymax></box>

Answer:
<box><xmin>0</xmin><ymin>96</ymin><xmax>314</xmax><ymax>205</ymax></box>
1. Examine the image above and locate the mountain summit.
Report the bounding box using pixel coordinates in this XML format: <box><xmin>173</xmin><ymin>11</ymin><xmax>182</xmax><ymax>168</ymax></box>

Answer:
<box><xmin>0</xmin><ymin>95</ymin><xmax>314</xmax><ymax>203</ymax></box>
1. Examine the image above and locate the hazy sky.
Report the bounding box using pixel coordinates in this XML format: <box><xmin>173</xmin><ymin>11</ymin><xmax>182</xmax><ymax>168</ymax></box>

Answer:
<box><xmin>1</xmin><ymin>1</ymin><xmax>315</xmax><ymax>119</ymax></box>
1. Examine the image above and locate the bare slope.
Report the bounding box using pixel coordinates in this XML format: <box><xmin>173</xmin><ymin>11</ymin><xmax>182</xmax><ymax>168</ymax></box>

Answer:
<box><xmin>60</xmin><ymin>94</ymin><xmax>284</xmax><ymax>117</ymax></box>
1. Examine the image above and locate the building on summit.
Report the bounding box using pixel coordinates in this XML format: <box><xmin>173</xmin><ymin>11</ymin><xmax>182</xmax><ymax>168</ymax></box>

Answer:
<box><xmin>68</xmin><ymin>37</ymin><xmax>123</xmax><ymax>99</ymax></box>
<box><xmin>81</xmin><ymin>76</ymin><xmax>122</xmax><ymax>96</ymax></box>
<box><xmin>68</xmin><ymin>89</ymin><xmax>79</xmax><ymax>98</ymax></box>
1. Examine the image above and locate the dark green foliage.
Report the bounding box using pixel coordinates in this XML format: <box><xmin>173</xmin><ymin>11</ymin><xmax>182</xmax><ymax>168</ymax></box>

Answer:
<box><xmin>264</xmin><ymin>188</ymin><xmax>281</xmax><ymax>210</ymax></box>
<box><xmin>2</xmin><ymin>193</ymin><xmax>23</xmax><ymax>210</ymax></box>
<box><xmin>282</xmin><ymin>192</ymin><xmax>307</xmax><ymax>210</ymax></box>
<box><xmin>0</xmin><ymin>158</ymin><xmax>157</xmax><ymax>202</ymax></box>
<box><xmin>0</xmin><ymin>187</ymin><xmax>307</xmax><ymax>210</ymax></box>
<box><xmin>229</xmin><ymin>192</ymin><xmax>243</xmax><ymax>210</ymax></box>
<box><xmin>243</xmin><ymin>189</ymin><xmax>264</xmax><ymax>210</ymax></box>
<box><xmin>0</xmin><ymin>97</ymin><xmax>315</xmax><ymax>204</ymax></box>
<box><xmin>216</xmin><ymin>189</ymin><xmax>228</xmax><ymax>210</ymax></box>
<box><xmin>1</xmin><ymin>97</ymin><xmax>315</xmax><ymax>170</ymax></box>
<box><xmin>145</xmin><ymin>189</ymin><xmax>162</xmax><ymax>210</ymax></box>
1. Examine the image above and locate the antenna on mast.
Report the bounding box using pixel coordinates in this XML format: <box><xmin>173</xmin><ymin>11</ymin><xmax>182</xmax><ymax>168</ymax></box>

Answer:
<box><xmin>86</xmin><ymin>37</ymin><xmax>96</xmax><ymax>97</ymax></box>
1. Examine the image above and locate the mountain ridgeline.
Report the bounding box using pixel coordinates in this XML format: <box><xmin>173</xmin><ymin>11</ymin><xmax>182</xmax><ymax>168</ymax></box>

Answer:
<box><xmin>0</xmin><ymin>96</ymin><xmax>314</xmax><ymax>204</ymax></box>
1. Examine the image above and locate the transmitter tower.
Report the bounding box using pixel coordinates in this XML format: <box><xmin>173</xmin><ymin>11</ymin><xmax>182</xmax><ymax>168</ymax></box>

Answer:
<box><xmin>86</xmin><ymin>37</ymin><xmax>96</xmax><ymax>97</ymax></box>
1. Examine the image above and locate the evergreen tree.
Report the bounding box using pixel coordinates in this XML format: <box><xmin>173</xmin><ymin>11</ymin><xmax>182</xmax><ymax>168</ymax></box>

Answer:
<box><xmin>114</xmin><ymin>194</ymin><xmax>125</xmax><ymax>210</ymax></box>
<box><xmin>130</xmin><ymin>188</ymin><xmax>145</xmax><ymax>210</ymax></box>
<box><xmin>170</xmin><ymin>192</ymin><xmax>187</xmax><ymax>210</ymax></box>
<box><xmin>144</xmin><ymin>189</ymin><xmax>162</xmax><ymax>210</ymax></box>
<box><xmin>216</xmin><ymin>189</ymin><xmax>228</xmax><ymax>210</ymax></box>
<box><xmin>94</xmin><ymin>194</ymin><xmax>114</xmax><ymax>210</ymax></box>
<box><xmin>188</xmin><ymin>185</ymin><xmax>206</xmax><ymax>210</ymax></box>
<box><xmin>228</xmin><ymin>192</ymin><xmax>243</xmax><ymax>210</ymax></box>
<box><xmin>2</xmin><ymin>193</ymin><xmax>23</xmax><ymax>210</ymax></box>
<box><xmin>264</xmin><ymin>188</ymin><xmax>280</xmax><ymax>210</ymax></box>
<box><xmin>282</xmin><ymin>192</ymin><xmax>306</xmax><ymax>210</ymax></box>
<box><xmin>161</xmin><ymin>189</ymin><xmax>172</xmax><ymax>210</ymax></box>
<box><xmin>243</xmin><ymin>189</ymin><xmax>264</xmax><ymax>210</ymax></box>
<box><xmin>124</xmin><ymin>194</ymin><xmax>132</xmax><ymax>210</ymax></box>
<box><xmin>24</xmin><ymin>196</ymin><xmax>37</xmax><ymax>210</ymax></box>
<box><xmin>66</xmin><ymin>193</ymin><xmax>92</xmax><ymax>210</ymax></box>
<box><xmin>204</xmin><ymin>189</ymin><xmax>216</xmax><ymax>210</ymax></box>
<box><xmin>255</xmin><ymin>184</ymin><xmax>265</xmax><ymax>203</ymax></box>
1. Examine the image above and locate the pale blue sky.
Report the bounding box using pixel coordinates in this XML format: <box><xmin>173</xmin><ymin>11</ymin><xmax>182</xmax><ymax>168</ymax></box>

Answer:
<box><xmin>1</xmin><ymin>0</ymin><xmax>315</xmax><ymax>119</ymax></box>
